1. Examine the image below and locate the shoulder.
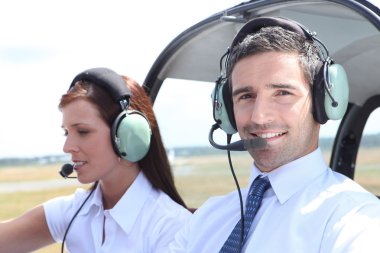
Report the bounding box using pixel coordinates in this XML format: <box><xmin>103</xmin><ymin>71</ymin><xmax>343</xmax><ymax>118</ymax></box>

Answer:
<box><xmin>199</xmin><ymin>192</ymin><xmax>237</xmax><ymax>208</ymax></box>
<box><xmin>43</xmin><ymin>187</ymin><xmax>90</xmax><ymax>218</ymax></box>
<box><xmin>329</xmin><ymin>171</ymin><xmax>380</xmax><ymax>208</ymax></box>
<box><xmin>186</xmin><ymin>189</ymin><xmax>244</xmax><ymax>227</ymax></box>
<box><xmin>321</xmin><ymin>174</ymin><xmax>380</xmax><ymax>251</ymax></box>
<box><xmin>42</xmin><ymin>187</ymin><xmax>93</xmax><ymax>242</ymax></box>
<box><xmin>146</xmin><ymin>189</ymin><xmax>192</xmax><ymax>223</ymax></box>
<box><xmin>167</xmin><ymin>190</ymin><xmax>244</xmax><ymax>251</ymax></box>
<box><xmin>321</xmin><ymin>171</ymin><xmax>380</xmax><ymax>234</ymax></box>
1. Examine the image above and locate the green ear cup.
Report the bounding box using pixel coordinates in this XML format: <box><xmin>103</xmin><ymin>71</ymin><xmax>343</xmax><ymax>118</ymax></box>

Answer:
<box><xmin>212</xmin><ymin>81</ymin><xmax>237</xmax><ymax>135</ymax></box>
<box><xmin>325</xmin><ymin>64</ymin><xmax>349</xmax><ymax>120</ymax></box>
<box><xmin>114</xmin><ymin>111</ymin><xmax>151</xmax><ymax>162</ymax></box>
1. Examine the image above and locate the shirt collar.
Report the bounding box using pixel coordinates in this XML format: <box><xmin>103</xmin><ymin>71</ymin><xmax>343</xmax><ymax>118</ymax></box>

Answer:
<box><xmin>108</xmin><ymin>171</ymin><xmax>153</xmax><ymax>234</ymax></box>
<box><xmin>250</xmin><ymin>148</ymin><xmax>328</xmax><ymax>204</ymax></box>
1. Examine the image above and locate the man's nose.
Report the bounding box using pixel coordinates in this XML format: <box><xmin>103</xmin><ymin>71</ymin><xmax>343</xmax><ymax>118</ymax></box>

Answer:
<box><xmin>250</xmin><ymin>96</ymin><xmax>274</xmax><ymax>125</ymax></box>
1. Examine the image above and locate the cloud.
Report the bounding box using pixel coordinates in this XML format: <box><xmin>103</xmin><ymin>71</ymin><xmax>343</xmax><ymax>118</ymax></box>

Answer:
<box><xmin>0</xmin><ymin>46</ymin><xmax>56</xmax><ymax>64</ymax></box>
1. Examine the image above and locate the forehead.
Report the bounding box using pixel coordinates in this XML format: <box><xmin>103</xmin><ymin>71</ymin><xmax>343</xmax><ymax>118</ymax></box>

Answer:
<box><xmin>61</xmin><ymin>99</ymin><xmax>102</xmax><ymax>123</ymax></box>
<box><xmin>231</xmin><ymin>51</ymin><xmax>308</xmax><ymax>90</ymax></box>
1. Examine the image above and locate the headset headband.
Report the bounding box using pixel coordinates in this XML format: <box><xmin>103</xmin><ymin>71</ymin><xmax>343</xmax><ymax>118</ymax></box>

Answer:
<box><xmin>69</xmin><ymin>67</ymin><xmax>131</xmax><ymax>104</ymax></box>
<box><xmin>230</xmin><ymin>17</ymin><xmax>313</xmax><ymax>48</ymax></box>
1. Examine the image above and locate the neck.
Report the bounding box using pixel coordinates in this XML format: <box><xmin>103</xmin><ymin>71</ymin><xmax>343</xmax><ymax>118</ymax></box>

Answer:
<box><xmin>100</xmin><ymin>162</ymin><xmax>140</xmax><ymax>209</ymax></box>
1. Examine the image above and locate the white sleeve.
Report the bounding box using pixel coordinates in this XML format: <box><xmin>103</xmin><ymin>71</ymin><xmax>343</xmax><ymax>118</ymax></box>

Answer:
<box><xmin>322</xmin><ymin>203</ymin><xmax>380</xmax><ymax>253</ymax></box>
<box><xmin>43</xmin><ymin>189</ymin><xmax>88</xmax><ymax>243</ymax></box>
<box><xmin>333</xmin><ymin>212</ymin><xmax>380</xmax><ymax>252</ymax></box>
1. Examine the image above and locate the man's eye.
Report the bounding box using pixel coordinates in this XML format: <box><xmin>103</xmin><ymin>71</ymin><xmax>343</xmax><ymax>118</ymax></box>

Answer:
<box><xmin>240</xmin><ymin>94</ymin><xmax>253</xmax><ymax>100</ymax></box>
<box><xmin>277</xmin><ymin>90</ymin><xmax>291</xmax><ymax>96</ymax></box>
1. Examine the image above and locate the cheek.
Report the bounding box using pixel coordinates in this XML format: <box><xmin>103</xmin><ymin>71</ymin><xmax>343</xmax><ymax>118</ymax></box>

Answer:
<box><xmin>88</xmin><ymin>131</ymin><xmax>115</xmax><ymax>155</ymax></box>
<box><xmin>233</xmin><ymin>106</ymin><xmax>249</xmax><ymax>130</ymax></box>
<box><xmin>101</xmin><ymin>134</ymin><xmax>117</xmax><ymax>155</ymax></box>
<box><xmin>290</xmin><ymin>96</ymin><xmax>313</xmax><ymax>119</ymax></box>
<box><xmin>92</xmin><ymin>138</ymin><xmax>119</xmax><ymax>166</ymax></box>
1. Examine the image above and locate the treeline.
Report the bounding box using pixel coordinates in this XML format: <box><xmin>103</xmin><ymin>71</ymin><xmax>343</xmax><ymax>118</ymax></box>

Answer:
<box><xmin>0</xmin><ymin>155</ymin><xmax>69</xmax><ymax>167</ymax></box>
<box><xmin>0</xmin><ymin>134</ymin><xmax>379</xmax><ymax>166</ymax></box>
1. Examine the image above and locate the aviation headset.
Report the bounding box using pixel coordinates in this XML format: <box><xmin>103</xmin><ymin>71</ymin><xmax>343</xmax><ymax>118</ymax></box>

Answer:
<box><xmin>69</xmin><ymin>67</ymin><xmax>152</xmax><ymax>162</ymax></box>
<box><xmin>212</xmin><ymin>16</ymin><xmax>349</xmax><ymax>135</ymax></box>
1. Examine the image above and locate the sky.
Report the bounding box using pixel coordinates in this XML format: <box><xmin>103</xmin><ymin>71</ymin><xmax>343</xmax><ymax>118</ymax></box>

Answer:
<box><xmin>0</xmin><ymin>0</ymin><xmax>379</xmax><ymax>159</ymax></box>
<box><xmin>0</xmin><ymin>0</ymin><xmax>241</xmax><ymax>158</ymax></box>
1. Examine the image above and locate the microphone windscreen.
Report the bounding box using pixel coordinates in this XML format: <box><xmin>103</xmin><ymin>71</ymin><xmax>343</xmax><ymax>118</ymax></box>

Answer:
<box><xmin>244</xmin><ymin>137</ymin><xmax>267</xmax><ymax>150</ymax></box>
<box><xmin>60</xmin><ymin>163</ymin><xmax>74</xmax><ymax>178</ymax></box>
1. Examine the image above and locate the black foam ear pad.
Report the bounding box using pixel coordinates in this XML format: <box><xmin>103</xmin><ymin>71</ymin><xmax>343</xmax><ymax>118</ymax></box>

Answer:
<box><xmin>111</xmin><ymin>110</ymin><xmax>151</xmax><ymax>162</ymax></box>
<box><xmin>222</xmin><ymin>80</ymin><xmax>236</xmax><ymax>130</ymax></box>
<box><xmin>312</xmin><ymin>62</ymin><xmax>329</xmax><ymax>124</ymax></box>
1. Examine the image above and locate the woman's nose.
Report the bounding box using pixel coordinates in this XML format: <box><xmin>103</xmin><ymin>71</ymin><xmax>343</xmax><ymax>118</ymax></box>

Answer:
<box><xmin>62</xmin><ymin>135</ymin><xmax>79</xmax><ymax>154</ymax></box>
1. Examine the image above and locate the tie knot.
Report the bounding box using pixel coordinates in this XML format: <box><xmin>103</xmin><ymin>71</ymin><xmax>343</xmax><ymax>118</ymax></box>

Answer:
<box><xmin>249</xmin><ymin>176</ymin><xmax>270</xmax><ymax>196</ymax></box>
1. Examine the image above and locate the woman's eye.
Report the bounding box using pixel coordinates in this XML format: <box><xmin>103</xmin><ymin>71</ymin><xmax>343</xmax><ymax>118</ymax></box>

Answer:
<box><xmin>78</xmin><ymin>129</ymin><xmax>89</xmax><ymax>135</ymax></box>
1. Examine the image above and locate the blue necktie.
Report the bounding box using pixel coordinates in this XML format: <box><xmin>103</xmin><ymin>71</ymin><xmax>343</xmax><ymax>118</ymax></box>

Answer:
<box><xmin>219</xmin><ymin>176</ymin><xmax>270</xmax><ymax>253</ymax></box>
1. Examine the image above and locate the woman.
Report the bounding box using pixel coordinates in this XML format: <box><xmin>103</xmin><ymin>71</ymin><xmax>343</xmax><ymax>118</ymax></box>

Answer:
<box><xmin>0</xmin><ymin>67</ymin><xmax>190</xmax><ymax>253</ymax></box>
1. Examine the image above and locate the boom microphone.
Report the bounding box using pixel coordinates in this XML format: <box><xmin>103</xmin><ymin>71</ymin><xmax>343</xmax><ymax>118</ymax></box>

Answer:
<box><xmin>60</xmin><ymin>164</ymin><xmax>76</xmax><ymax>179</ymax></box>
<box><xmin>209</xmin><ymin>123</ymin><xmax>267</xmax><ymax>151</ymax></box>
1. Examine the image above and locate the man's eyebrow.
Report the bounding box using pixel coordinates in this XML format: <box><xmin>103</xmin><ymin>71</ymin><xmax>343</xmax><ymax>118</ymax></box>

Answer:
<box><xmin>232</xmin><ymin>86</ymin><xmax>252</xmax><ymax>97</ymax></box>
<box><xmin>268</xmin><ymin>83</ymin><xmax>296</xmax><ymax>89</ymax></box>
<box><xmin>232</xmin><ymin>83</ymin><xmax>296</xmax><ymax>97</ymax></box>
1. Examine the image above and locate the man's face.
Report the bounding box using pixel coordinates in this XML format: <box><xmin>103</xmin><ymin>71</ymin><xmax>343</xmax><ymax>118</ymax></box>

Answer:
<box><xmin>231</xmin><ymin>51</ymin><xmax>320</xmax><ymax>172</ymax></box>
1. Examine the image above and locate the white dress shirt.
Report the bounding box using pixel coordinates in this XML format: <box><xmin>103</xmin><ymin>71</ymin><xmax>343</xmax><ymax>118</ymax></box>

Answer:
<box><xmin>169</xmin><ymin>148</ymin><xmax>380</xmax><ymax>252</ymax></box>
<box><xmin>44</xmin><ymin>171</ymin><xmax>191</xmax><ymax>253</ymax></box>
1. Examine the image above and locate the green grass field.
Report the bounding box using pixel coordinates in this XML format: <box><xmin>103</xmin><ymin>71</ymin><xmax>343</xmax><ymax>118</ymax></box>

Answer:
<box><xmin>1</xmin><ymin>149</ymin><xmax>380</xmax><ymax>252</ymax></box>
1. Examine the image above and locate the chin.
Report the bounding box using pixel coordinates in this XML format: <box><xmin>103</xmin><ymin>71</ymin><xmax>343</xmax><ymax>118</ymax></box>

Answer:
<box><xmin>77</xmin><ymin>177</ymin><xmax>95</xmax><ymax>185</ymax></box>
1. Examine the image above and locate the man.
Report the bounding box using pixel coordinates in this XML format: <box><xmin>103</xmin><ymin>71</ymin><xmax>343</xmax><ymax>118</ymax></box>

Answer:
<box><xmin>169</xmin><ymin>16</ymin><xmax>380</xmax><ymax>252</ymax></box>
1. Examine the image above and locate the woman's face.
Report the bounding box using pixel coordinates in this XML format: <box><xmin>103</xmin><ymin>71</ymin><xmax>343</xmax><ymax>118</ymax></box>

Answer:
<box><xmin>61</xmin><ymin>99</ymin><xmax>121</xmax><ymax>184</ymax></box>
